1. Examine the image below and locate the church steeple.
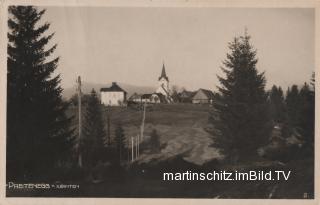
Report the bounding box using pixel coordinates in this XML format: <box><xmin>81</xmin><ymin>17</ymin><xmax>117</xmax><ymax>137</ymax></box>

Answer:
<box><xmin>159</xmin><ymin>62</ymin><xmax>169</xmax><ymax>81</ymax></box>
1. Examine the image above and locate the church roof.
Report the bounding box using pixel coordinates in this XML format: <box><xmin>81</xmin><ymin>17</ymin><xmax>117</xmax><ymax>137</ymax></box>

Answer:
<box><xmin>100</xmin><ymin>82</ymin><xmax>127</xmax><ymax>93</ymax></box>
<box><xmin>158</xmin><ymin>63</ymin><xmax>169</xmax><ymax>81</ymax></box>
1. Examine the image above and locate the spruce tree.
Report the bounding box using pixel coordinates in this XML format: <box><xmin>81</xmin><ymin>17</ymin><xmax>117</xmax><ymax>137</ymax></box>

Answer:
<box><xmin>82</xmin><ymin>89</ymin><xmax>106</xmax><ymax>169</ymax></box>
<box><xmin>284</xmin><ymin>85</ymin><xmax>301</xmax><ymax>132</ymax></box>
<box><xmin>115</xmin><ymin>124</ymin><xmax>126</xmax><ymax>164</ymax></box>
<box><xmin>210</xmin><ymin>30</ymin><xmax>272</xmax><ymax>162</ymax></box>
<box><xmin>7</xmin><ymin>6</ymin><xmax>74</xmax><ymax>180</ymax></box>
<box><xmin>282</xmin><ymin>79</ymin><xmax>314</xmax><ymax>157</ymax></box>
<box><xmin>269</xmin><ymin>85</ymin><xmax>285</xmax><ymax>123</ymax></box>
<box><xmin>298</xmin><ymin>82</ymin><xmax>314</xmax><ymax>156</ymax></box>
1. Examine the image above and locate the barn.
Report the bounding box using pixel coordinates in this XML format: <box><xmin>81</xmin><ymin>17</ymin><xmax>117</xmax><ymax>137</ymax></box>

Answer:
<box><xmin>192</xmin><ymin>89</ymin><xmax>214</xmax><ymax>104</ymax></box>
<box><xmin>100</xmin><ymin>82</ymin><xmax>127</xmax><ymax>106</ymax></box>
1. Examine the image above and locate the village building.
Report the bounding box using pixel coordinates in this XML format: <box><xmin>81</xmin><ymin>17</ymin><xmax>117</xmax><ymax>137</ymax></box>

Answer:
<box><xmin>100</xmin><ymin>82</ymin><xmax>127</xmax><ymax>106</ymax></box>
<box><xmin>139</xmin><ymin>93</ymin><xmax>167</xmax><ymax>104</ymax></box>
<box><xmin>179</xmin><ymin>90</ymin><xmax>195</xmax><ymax>103</ymax></box>
<box><xmin>192</xmin><ymin>88</ymin><xmax>215</xmax><ymax>104</ymax></box>
<box><xmin>128</xmin><ymin>92</ymin><xmax>142</xmax><ymax>103</ymax></box>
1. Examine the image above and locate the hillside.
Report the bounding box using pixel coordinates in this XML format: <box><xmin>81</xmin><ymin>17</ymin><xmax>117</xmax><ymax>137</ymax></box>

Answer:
<box><xmin>68</xmin><ymin>104</ymin><xmax>221</xmax><ymax>165</ymax></box>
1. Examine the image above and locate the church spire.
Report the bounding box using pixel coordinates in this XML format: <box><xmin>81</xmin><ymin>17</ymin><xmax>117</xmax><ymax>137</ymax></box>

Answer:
<box><xmin>159</xmin><ymin>62</ymin><xmax>169</xmax><ymax>81</ymax></box>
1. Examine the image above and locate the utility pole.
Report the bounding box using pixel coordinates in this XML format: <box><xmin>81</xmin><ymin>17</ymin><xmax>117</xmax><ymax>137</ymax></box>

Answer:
<box><xmin>137</xmin><ymin>134</ymin><xmax>139</xmax><ymax>158</ymax></box>
<box><xmin>131</xmin><ymin>137</ymin><xmax>134</xmax><ymax>162</ymax></box>
<box><xmin>106</xmin><ymin>106</ymin><xmax>111</xmax><ymax>146</ymax></box>
<box><xmin>135</xmin><ymin>135</ymin><xmax>138</xmax><ymax>159</ymax></box>
<box><xmin>140</xmin><ymin>103</ymin><xmax>146</xmax><ymax>141</ymax></box>
<box><xmin>77</xmin><ymin>76</ymin><xmax>82</xmax><ymax>168</ymax></box>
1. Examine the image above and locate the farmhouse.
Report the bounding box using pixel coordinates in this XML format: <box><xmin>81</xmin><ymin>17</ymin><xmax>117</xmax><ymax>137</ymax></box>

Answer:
<box><xmin>100</xmin><ymin>82</ymin><xmax>127</xmax><ymax>106</ymax></box>
<box><xmin>179</xmin><ymin>90</ymin><xmax>195</xmax><ymax>103</ymax></box>
<box><xmin>139</xmin><ymin>93</ymin><xmax>168</xmax><ymax>104</ymax></box>
<box><xmin>128</xmin><ymin>93</ymin><xmax>142</xmax><ymax>103</ymax></box>
<box><xmin>192</xmin><ymin>88</ymin><xmax>214</xmax><ymax>104</ymax></box>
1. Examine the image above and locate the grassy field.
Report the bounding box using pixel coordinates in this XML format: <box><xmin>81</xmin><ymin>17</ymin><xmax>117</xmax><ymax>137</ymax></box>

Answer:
<box><xmin>69</xmin><ymin>103</ymin><xmax>221</xmax><ymax>165</ymax></box>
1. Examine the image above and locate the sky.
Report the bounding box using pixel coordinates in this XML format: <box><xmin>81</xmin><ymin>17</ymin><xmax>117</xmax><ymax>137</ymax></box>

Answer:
<box><xmin>41</xmin><ymin>7</ymin><xmax>314</xmax><ymax>91</ymax></box>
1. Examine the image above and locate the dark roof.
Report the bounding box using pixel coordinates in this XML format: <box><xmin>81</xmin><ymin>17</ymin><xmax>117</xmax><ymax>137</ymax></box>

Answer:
<box><xmin>100</xmin><ymin>82</ymin><xmax>126</xmax><ymax>93</ymax></box>
<box><xmin>179</xmin><ymin>90</ymin><xmax>196</xmax><ymax>98</ymax></box>
<box><xmin>141</xmin><ymin>94</ymin><xmax>152</xmax><ymax>99</ymax></box>
<box><xmin>140</xmin><ymin>93</ymin><xmax>168</xmax><ymax>103</ymax></box>
<box><xmin>128</xmin><ymin>93</ymin><xmax>141</xmax><ymax>100</ymax></box>
<box><xmin>158</xmin><ymin>63</ymin><xmax>169</xmax><ymax>81</ymax></box>
<box><xmin>152</xmin><ymin>93</ymin><xmax>168</xmax><ymax>103</ymax></box>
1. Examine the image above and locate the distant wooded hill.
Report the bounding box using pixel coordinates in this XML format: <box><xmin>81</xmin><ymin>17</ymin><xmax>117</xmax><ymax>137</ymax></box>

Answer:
<box><xmin>62</xmin><ymin>82</ymin><xmax>156</xmax><ymax>100</ymax></box>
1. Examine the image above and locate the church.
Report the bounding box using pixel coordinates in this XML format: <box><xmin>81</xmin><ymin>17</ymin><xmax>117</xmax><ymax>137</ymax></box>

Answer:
<box><xmin>156</xmin><ymin>63</ymin><xmax>172</xmax><ymax>103</ymax></box>
<box><xmin>128</xmin><ymin>63</ymin><xmax>173</xmax><ymax>104</ymax></box>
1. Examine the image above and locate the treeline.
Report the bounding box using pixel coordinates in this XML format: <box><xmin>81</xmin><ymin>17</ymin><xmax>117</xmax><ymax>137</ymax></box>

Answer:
<box><xmin>268</xmin><ymin>80</ymin><xmax>314</xmax><ymax>159</ymax></box>
<box><xmin>210</xmin><ymin>30</ymin><xmax>314</xmax><ymax>163</ymax></box>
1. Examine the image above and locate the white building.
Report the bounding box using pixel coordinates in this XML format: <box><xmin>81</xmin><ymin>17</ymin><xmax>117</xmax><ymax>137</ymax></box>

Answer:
<box><xmin>100</xmin><ymin>82</ymin><xmax>127</xmax><ymax>106</ymax></box>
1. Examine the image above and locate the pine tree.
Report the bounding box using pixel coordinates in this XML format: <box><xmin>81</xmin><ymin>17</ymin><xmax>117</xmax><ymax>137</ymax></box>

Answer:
<box><xmin>210</xmin><ymin>30</ymin><xmax>272</xmax><ymax>162</ymax></box>
<box><xmin>82</xmin><ymin>89</ymin><xmax>106</xmax><ymax>169</ymax></box>
<box><xmin>115</xmin><ymin>123</ymin><xmax>126</xmax><ymax>164</ymax></box>
<box><xmin>7</xmin><ymin>6</ymin><xmax>74</xmax><ymax>180</ymax></box>
<box><xmin>269</xmin><ymin>85</ymin><xmax>285</xmax><ymax>123</ymax></box>
<box><xmin>298</xmin><ymin>81</ymin><xmax>314</xmax><ymax>156</ymax></box>
<box><xmin>282</xmin><ymin>79</ymin><xmax>314</xmax><ymax>157</ymax></box>
<box><xmin>284</xmin><ymin>85</ymin><xmax>301</xmax><ymax>137</ymax></box>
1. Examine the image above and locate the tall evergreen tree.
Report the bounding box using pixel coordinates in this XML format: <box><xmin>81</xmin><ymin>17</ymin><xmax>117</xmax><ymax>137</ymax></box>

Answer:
<box><xmin>282</xmin><ymin>79</ymin><xmax>314</xmax><ymax>157</ymax></box>
<box><xmin>82</xmin><ymin>89</ymin><xmax>106</xmax><ymax>169</ymax></box>
<box><xmin>210</xmin><ymin>30</ymin><xmax>272</xmax><ymax>162</ymax></box>
<box><xmin>269</xmin><ymin>85</ymin><xmax>285</xmax><ymax>123</ymax></box>
<box><xmin>297</xmin><ymin>82</ymin><xmax>314</xmax><ymax>155</ymax></box>
<box><xmin>283</xmin><ymin>85</ymin><xmax>301</xmax><ymax>137</ymax></box>
<box><xmin>115</xmin><ymin>123</ymin><xmax>126</xmax><ymax>164</ymax></box>
<box><xmin>7</xmin><ymin>6</ymin><xmax>74</xmax><ymax>180</ymax></box>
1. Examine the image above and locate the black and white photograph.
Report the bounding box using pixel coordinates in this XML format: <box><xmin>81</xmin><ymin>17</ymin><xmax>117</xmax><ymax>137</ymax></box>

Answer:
<box><xmin>2</xmin><ymin>0</ymin><xmax>318</xmax><ymax>201</ymax></box>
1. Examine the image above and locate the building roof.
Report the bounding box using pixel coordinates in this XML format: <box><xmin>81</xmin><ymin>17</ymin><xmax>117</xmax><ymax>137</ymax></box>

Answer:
<box><xmin>128</xmin><ymin>93</ymin><xmax>141</xmax><ymax>100</ymax></box>
<box><xmin>200</xmin><ymin>89</ymin><xmax>215</xmax><ymax>99</ymax></box>
<box><xmin>193</xmin><ymin>88</ymin><xmax>215</xmax><ymax>99</ymax></box>
<box><xmin>100</xmin><ymin>82</ymin><xmax>127</xmax><ymax>93</ymax></box>
<box><xmin>140</xmin><ymin>93</ymin><xmax>168</xmax><ymax>103</ymax></box>
<box><xmin>179</xmin><ymin>90</ymin><xmax>196</xmax><ymax>98</ymax></box>
<box><xmin>141</xmin><ymin>94</ymin><xmax>152</xmax><ymax>99</ymax></box>
<box><xmin>158</xmin><ymin>63</ymin><xmax>169</xmax><ymax>81</ymax></box>
<box><xmin>152</xmin><ymin>93</ymin><xmax>168</xmax><ymax>103</ymax></box>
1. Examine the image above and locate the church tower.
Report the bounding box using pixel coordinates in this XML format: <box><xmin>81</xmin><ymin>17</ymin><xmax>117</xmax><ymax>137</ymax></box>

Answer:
<box><xmin>156</xmin><ymin>63</ymin><xmax>170</xmax><ymax>99</ymax></box>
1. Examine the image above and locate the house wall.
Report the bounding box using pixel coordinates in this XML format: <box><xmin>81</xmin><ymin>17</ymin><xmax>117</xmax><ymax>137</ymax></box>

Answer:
<box><xmin>101</xmin><ymin>91</ymin><xmax>125</xmax><ymax>106</ymax></box>
<box><xmin>192</xmin><ymin>99</ymin><xmax>210</xmax><ymax>104</ymax></box>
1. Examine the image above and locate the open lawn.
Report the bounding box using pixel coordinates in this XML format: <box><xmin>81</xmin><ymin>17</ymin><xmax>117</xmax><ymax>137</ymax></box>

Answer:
<box><xmin>68</xmin><ymin>103</ymin><xmax>221</xmax><ymax>165</ymax></box>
